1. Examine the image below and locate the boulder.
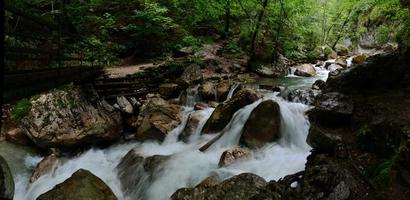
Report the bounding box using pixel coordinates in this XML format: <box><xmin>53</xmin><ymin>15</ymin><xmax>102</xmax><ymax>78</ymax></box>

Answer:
<box><xmin>36</xmin><ymin>169</ymin><xmax>117</xmax><ymax>200</ymax></box>
<box><xmin>117</xmin><ymin>149</ymin><xmax>169</xmax><ymax>199</ymax></box>
<box><xmin>327</xmin><ymin>63</ymin><xmax>344</xmax><ymax>72</ymax></box>
<box><xmin>5</xmin><ymin>127</ymin><xmax>31</xmax><ymax>145</ymax></box>
<box><xmin>135</xmin><ymin>97</ymin><xmax>182</xmax><ymax>142</ymax></box>
<box><xmin>171</xmin><ymin>173</ymin><xmax>268</xmax><ymax>200</ymax></box>
<box><xmin>159</xmin><ymin>83</ymin><xmax>181</xmax><ymax>99</ymax></box>
<box><xmin>308</xmin><ymin>92</ymin><xmax>354</xmax><ymax>127</ymax></box>
<box><xmin>312</xmin><ymin>80</ymin><xmax>326</xmax><ymax>90</ymax></box>
<box><xmin>335</xmin><ymin>57</ymin><xmax>347</xmax><ymax>67</ymax></box>
<box><xmin>116</xmin><ymin>96</ymin><xmax>133</xmax><ymax>114</ymax></box>
<box><xmin>178</xmin><ymin>64</ymin><xmax>203</xmax><ymax>88</ymax></box>
<box><xmin>307</xmin><ymin>125</ymin><xmax>342</xmax><ymax>152</ymax></box>
<box><xmin>294</xmin><ymin>64</ymin><xmax>316</xmax><ymax>77</ymax></box>
<box><xmin>202</xmin><ymin>88</ymin><xmax>259</xmax><ymax>134</ymax></box>
<box><xmin>216</xmin><ymin>81</ymin><xmax>232</xmax><ymax>102</ymax></box>
<box><xmin>301</xmin><ymin>154</ymin><xmax>355</xmax><ymax>200</ymax></box>
<box><xmin>199</xmin><ymin>81</ymin><xmax>216</xmax><ymax>102</ymax></box>
<box><xmin>218</xmin><ymin>147</ymin><xmax>252</xmax><ymax>167</ymax></box>
<box><xmin>325</xmin><ymin>53</ymin><xmax>409</xmax><ymax>93</ymax></box>
<box><xmin>19</xmin><ymin>85</ymin><xmax>122</xmax><ymax>150</ymax></box>
<box><xmin>179</xmin><ymin>111</ymin><xmax>203</xmax><ymax>142</ymax></box>
<box><xmin>352</xmin><ymin>55</ymin><xmax>367</xmax><ymax>64</ymax></box>
<box><xmin>240</xmin><ymin>100</ymin><xmax>281</xmax><ymax>148</ymax></box>
<box><xmin>287</xmin><ymin>88</ymin><xmax>322</xmax><ymax>105</ymax></box>
<box><xmin>30</xmin><ymin>153</ymin><xmax>58</xmax><ymax>183</ymax></box>
<box><xmin>0</xmin><ymin>155</ymin><xmax>14</xmax><ymax>200</ymax></box>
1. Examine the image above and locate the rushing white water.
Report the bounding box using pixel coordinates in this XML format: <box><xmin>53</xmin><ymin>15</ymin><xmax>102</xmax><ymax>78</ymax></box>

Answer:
<box><xmin>226</xmin><ymin>83</ymin><xmax>240</xmax><ymax>100</ymax></box>
<box><xmin>14</xmin><ymin>90</ymin><xmax>311</xmax><ymax>200</ymax></box>
<box><xmin>10</xmin><ymin>68</ymin><xmax>331</xmax><ymax>200</ymax></box>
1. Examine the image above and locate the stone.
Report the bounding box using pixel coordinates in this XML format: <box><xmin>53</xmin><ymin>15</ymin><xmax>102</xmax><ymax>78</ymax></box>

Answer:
<box><xmin>218</xmin><ymin>147</ymin><xmax>252</xmax><ymax>167</ymax></box>
<box><xmin>325</xmin><ymin>53</ymin><xmax>409</xmax><ymax>93</ymax></box>
<box><xmin>179</xmin><ymin>111</ymin><xmax>203</xmax><ymax>142</ymax></box>
<box><xmin>135</xmin><ymin>97</ymin><xmax>182</xmax><ymax>142</ymax></box>
<box><xmin>307</xmin><ymin>125</ymin><xmax>342</xmax><ymax>152</ymax></box>
<box><xmin>335</xmin><ymin>57</ymin><xmax>347</xmax><ymax>68</ymax></box>
<box><xmin>159</xmin><ymin>83</ymin><xmax>181</xmax><ymax>99</ymax></box>
<box><xmin>202</xmin><ymin>88</ymin><xmax>259</xmax><ymax>134</ymax></box>
<box><xmin>312</xmin><ymin>80</ymin><xmax>326</xmax><ymax>90</ymax></box>
<box><xmin>216</xmin><ymin>81</ymin><xmax>232</xmax><ymax>102</ymax></box>
<box><xmin>327</xmin><ymin>63</ymin><xmax>344</xmax><ymax>72</ymax></box>
<box><xmin>36</xmin><ymin>169</ymin><xmax>117</xmax><ymax>200</ymax></box>
<box><xmin>178</xmin><ymin>64</ymin><xmax>203</xmax><ymax>88</ymax></box>
<box><xmin>0</xmin><ymin>155</ymin><xmax>14</xmax><ymax>200</ymax></box>
<box><xmin>294</xmin><ymin>64</ymin><xmax>316</xmax><ymax>77</ymax></box>
<box><xmin>199</xmin><ymin>81</ymin><xmax>216</xmax><ymax>102</ymax></box>
<box><xmin>171</xmin><ymin>173</ymin><xmax>267</xmax><ymax>200</ymax></box>
<box><xmin>117</xmin><ymin>149</ymin><xmax>169</xmax><ymax>199</ymax></box>
<box><xmin>116</xmin><ymin>96</ymin><xmax>134</xmax><ymax>114</ymax></box>
<box><xmin>30</xmin><ymin>153</ymin><xmax>58</xmax><ymax>183</ymax></box>
<box><xmin>241</xmin><ymin>100</ymin><xmax>281</xmax><ymax>148</ymax></box>
<box><xmin>352</xmin><ymin>55</ymin><xmax>367</xmax><ymax>64</ymax></box>
<box><xmin>19</xmin><ymin>85</ymin><xmax>122</xmax><ymax>150</ymax></box>
<box><xmin>5</xmin><ymin>127</ymin><xmax>31</xmax><ymax>145</ymax></box>
<box><xmin>308</xmin><ymin>92</ymin><xmax>354</xmax><ymax>127</ymax></box>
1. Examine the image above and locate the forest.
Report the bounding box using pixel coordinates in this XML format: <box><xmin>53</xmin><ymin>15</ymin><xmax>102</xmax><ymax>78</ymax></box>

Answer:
<box><xmin>1</xmin><ymin>0</ymin><xmax>410</xmax><ymax>200</ymax></box>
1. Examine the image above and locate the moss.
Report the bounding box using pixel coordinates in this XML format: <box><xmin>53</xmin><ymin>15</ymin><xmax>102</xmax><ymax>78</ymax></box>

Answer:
<box><xmin>11</xmin><ymin>98</ymin><xmax>32</xmax><ymax>122</ymax></box>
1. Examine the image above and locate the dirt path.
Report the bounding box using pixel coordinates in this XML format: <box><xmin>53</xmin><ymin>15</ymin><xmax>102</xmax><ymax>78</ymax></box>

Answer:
<box><xmin>104</xmin><ymin>62</ymin><xmax>163</xmax><ymax>78</ymax></box>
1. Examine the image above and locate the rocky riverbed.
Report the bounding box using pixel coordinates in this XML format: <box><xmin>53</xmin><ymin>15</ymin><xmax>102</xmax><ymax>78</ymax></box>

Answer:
<box><xmin>1</xmin><ymin>42</ymin><xmax>409</xmax><ymax>200</ymax></box>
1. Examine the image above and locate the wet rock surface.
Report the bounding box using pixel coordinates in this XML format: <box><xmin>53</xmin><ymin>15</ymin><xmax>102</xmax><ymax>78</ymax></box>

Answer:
<box><xmin>218</xmin><ymin>147</ymin><xmax>252</xmax><ymax>167</ymax></box>
<box><xmin>202</xmin><ymin>88</ymin><xmax>259</xmax><ymax>134</ymax></box>
<box><xmin>241</xmin><ymin>100</ymin><xmax>281</xmax><ymax>148</ymax></box>
<box><xmin>36</xmin><ymin>169</ymin><xmax>117</xmax><ymax>200</ymax></box>
<box><xmin>171</xmin><ymin>173</ymin><xmax>269</xmax><ymax>200</ymax></box>
<box><xmin>0</xmin><ymin>155</ymin><xmax>14</xmax><ymax>200</ymax></box>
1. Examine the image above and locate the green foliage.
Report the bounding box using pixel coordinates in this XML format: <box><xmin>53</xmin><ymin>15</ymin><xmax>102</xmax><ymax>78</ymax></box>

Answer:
<box><xmin>358</xmin><ymin>125</ymin><xmax>371</xmax><ymax>137</ymax></box>
<box><xmin>11</xmin><ymin>98</ymin><xmax>32</xmax><ymax>122</ymax></box>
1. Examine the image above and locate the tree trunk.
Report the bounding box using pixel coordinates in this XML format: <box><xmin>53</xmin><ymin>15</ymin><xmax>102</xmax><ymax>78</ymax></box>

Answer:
<box><xmin>271</xmin><ymin>0</ymin><xmax>286</xmax><ymax>62</ymax></box>
<box><xmin>250</xmin><ymin>0</ymin><xmax>269</xmax><ymax>55</ymax></box>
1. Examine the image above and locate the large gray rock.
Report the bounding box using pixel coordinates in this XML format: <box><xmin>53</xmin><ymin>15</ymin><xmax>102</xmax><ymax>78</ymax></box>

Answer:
<box><xmin>116</xmin><ymin>96</ymin><xmax>133</xmax><ymax>114</ymax></box>
<box><xmin>0</xmin><ymin>155</ymin><xmax>14</xmax><ymax>200</ymax></box>
<box><xmin>30</xmin><ymin>153</ymin><xmax>59</xmax><ymax>183</ymax></box>
<box><xmin>19</xmin><ymin>85</ymin><xmax>122</xmax><ymax>150</ymax></box>
<box><xmin>241</xmin><ymin>100</ymin><xmax>281</xmax><ymax>148</ymax></box>
<box><xmin>178</xmin><ymin>64</ymin><xmax>203</xmax><ymax>87</ymax></box>
<box><xmin>294</xmin><ymin>64</ymin><xmax>316</xmax><ymax>77</ymax></box>
<box><xmin>135</xmin><ymin>97</ymin><xmax>182</xmax><ymax>142</ymax></box>
<box><xmin>171</xmin><ymin>173</ymin><xmax>268</xmax><ymax>200</ymax></box>
<box><xmin>202</xmin><ymin>88</ymin><xmax>259</xmax><ymax>134</ymax></box>
<box><xmin>117</xmin><ymin>149</ymin><xmax>169</xmax><ymax>199</ymax></box>
<box><xmin>36</xmin><ymin>169</ymin><xmax>117</xmax><ymax>200</ymax></box>
<box><xmin>308</xmin><ymin>92</ymin><xmax>354</xmax><ymax>127</ymax></box>
<box><xmin>218</xmin><ymin>147</ymin><xmax>252</xmax><ymax>167</ymax></box>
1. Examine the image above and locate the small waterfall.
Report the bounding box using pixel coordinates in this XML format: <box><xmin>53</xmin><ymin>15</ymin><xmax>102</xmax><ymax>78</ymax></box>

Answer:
<box><xmin>184</xmin><ymin>85</ymin><xmax>200</xmax><ymax>107</ymax></box>
<box><xmin>226</xmin><ymin>83</ymin><xmax>240</xmax><ymax>100</ymax></box>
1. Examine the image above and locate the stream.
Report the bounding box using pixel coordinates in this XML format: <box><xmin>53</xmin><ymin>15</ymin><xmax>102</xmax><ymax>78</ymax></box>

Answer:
<box><xmin>1</xmin><ymin>60</ymin><xmax>336</xmax><ymax>200</ymax></box>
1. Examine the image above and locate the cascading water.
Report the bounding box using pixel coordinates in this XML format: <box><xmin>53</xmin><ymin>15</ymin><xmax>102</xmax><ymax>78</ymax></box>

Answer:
<box><xmin>8</xmin><ymin>62</ymin><xmax>338</xmax><ymax>200</ymax></box>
